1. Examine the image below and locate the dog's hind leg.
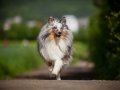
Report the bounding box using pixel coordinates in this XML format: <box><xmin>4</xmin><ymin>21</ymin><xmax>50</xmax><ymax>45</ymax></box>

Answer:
<box><xmin>48</xmin><ymin>67</ymin><xmax>53</xmax><ymax>78</ymax></box>
<box><xmin>46</xmin><ymin>61</ymin><xmax>54</xmax><ymax>78</ymax></box>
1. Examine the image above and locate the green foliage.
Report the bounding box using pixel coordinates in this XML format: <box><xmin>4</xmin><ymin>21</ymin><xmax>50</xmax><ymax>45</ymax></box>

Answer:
<box><xmin>106</xmin><ymin>12</ymin><xmax>120</xmax><ymax>79</ymax></box>
<box><xmin>3</xmin><ymin>23</ymin><xmax>40</xmax><ymax>40</ymax></box>
<box><xmin>89</xmin><ymin>0</ymin><xmax>120</xmax><ymax>79</ymax></box>
<box><xmin>1</xmin><ymin>22</ymin><xmax>90</xmax><ymax>42</ymax></box>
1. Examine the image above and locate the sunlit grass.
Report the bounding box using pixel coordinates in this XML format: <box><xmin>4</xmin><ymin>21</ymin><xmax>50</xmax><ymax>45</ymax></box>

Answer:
<box><xmin>72</xmin><ymin>42</ymin><xmax>88</xmax><ymax>64</ymax></box>
<box><xmin>0</xmin><ymin>40</ymin><xmax>44</xmax><ymax>79</ymax></box>
<box><xmin>0</xmin><ymin>40</ymin><xmax>88</xmax><ymax>79</ymax></box>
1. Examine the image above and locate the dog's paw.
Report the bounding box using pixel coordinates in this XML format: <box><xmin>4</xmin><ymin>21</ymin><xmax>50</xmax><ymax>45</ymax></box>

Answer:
<box><xmin>50</xmin><ymin>73</ymin><xmax>56</xmax><ymax>80</ymax></box>
<box><xmin>57</xmin><ymin>78</ymin><xmax>61</xmax><ymax>80</ymax></box>
<box><xmin>51</xmin><ymin>73</ymin><xmax>56</xmax><ymax>78</ymax></box>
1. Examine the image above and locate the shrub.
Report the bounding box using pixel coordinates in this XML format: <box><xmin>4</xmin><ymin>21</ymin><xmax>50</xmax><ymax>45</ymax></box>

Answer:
<box><xmin>89</xmin><ymin>0</ymin><xmax>120</xmax><ymax>79</ymax></box>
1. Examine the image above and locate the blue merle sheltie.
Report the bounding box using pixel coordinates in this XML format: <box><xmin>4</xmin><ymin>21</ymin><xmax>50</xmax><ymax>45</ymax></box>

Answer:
<box><xmin>37</xmin><ymin>16</ymin><xmax>74</xmax><ymax>80</ymax></box>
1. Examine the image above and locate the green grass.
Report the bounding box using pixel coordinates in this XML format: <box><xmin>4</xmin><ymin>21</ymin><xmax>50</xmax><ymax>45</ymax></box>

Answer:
<box><xmin>0</xmin><ymin>41</ymin><xmax>88</xmax><ymax>79</ymax></box>
<box><xmin>72</xmin><ymin>42</ymin><xmax>88</xmax><ymax>64</ymax></box>
<box><xmin>0</xmin><ymin>40</ymin><xmax>44</xmax><ymax>79</ymax></box>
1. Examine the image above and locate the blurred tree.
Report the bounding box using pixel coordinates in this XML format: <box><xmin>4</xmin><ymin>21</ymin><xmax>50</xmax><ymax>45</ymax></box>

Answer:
<box><xmin>0</xmin><ymin>0</ymin><xmax>96</xmax><ymax>21</ymax></box>
<box><xmin>0</xmin><ymin>0</ymin><xmax>7</xmax><ymax>22</ymax></box>
<box><xmin>0</xmin><ymin>0</ymin><xmax>6</xmax><ymax>39</ymax></box>
<box><xmin>89</xmin><ymin>0</ymin><xmax>120</xmax><ymax>79</ymax></box>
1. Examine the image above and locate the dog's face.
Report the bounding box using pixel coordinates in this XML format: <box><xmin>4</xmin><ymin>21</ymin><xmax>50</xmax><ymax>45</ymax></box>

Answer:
<box><xmin>47</xmin><ymin>16</ymin><xmax>69</xmax><ymax>39</ymax></box>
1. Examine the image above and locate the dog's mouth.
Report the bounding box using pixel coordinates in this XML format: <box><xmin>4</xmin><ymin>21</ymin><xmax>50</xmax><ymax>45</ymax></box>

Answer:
<box><xmin>55</xmin><ymin>32</ymin><xmax>62</xmax><ymax>38</ymax></box>
<box><xmin>55</xmin><ymin>34</ymin><xmax>61</xmax><ymax>38</ymax></box>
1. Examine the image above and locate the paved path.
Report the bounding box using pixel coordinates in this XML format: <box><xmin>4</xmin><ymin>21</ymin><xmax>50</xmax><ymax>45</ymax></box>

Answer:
<box><xmin>0</xmin><ymin>80</ymin><xmax>120</xmax><ymax>90</ymax></box>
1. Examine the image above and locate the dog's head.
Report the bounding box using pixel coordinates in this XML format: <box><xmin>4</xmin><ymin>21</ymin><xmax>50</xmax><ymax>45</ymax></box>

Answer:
<box><xmin>47</xmin><ymin>16</ymin><xmax>69</xmax><ymax>39</ymax></box>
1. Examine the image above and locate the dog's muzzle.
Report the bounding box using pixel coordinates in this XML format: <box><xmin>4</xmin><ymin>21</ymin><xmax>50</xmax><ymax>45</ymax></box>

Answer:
<box><xmin>56</xmin><ymin>32</ymin><xmax>62</xmax><ymax>37</ymax></box>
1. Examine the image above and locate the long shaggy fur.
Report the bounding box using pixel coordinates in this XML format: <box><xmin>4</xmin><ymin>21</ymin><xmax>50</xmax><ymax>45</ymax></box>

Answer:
<box><xmin>37</xmin><ymin>16</ymin><xmax>74</xmax><ymax>80</ymax></box>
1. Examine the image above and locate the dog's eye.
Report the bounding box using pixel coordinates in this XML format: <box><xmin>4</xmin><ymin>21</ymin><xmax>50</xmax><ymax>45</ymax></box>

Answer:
<box><xmin>53</xmin><ymin>27</ymin><xmax>57</xmax><ymax>29</ymax></box>
<box><xmin>61</xmin><ymin>27</ymin><xmax>63</xmax><ymax>30</ymax></box>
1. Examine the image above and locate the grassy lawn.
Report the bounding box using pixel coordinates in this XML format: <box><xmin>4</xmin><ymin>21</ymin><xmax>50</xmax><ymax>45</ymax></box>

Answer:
<box><xmin>0</xmin><ymin>40</ymin><xmax>88</xmax><ymax>79</ymax></box>
<box><xmin>72</xmin><ymin>42</ymin><xmax>88</xmax><ymax>64</ymax></box>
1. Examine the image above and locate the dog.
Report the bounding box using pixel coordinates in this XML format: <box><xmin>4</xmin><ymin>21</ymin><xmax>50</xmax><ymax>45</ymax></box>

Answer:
<box><xmin>37</xmin><ymin>16</ymin><xmax>74</xmax><ymax>80</ymax></box>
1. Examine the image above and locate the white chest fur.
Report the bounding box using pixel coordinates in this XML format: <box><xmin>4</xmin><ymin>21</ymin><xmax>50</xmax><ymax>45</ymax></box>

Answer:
<box><xmin>40</xmin><ymin>39</ymin><xmax>67</xmax><ymax>61</ymax></box>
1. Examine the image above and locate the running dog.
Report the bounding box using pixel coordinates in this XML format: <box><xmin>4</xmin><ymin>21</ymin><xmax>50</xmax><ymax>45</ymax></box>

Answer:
<box><xmin>37</xmin><ymin>16</ymin><xmax>74</xmax><ymax>80</ymax></box>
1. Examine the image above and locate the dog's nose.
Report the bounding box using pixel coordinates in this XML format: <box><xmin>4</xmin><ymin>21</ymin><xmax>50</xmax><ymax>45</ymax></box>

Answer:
<box><xmin>58</xmin><ymin>32</ymin><xmax>61</xmax><ymax>35</ymax></box>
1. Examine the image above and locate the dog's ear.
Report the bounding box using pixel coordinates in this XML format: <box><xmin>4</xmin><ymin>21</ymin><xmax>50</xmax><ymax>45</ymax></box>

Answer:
<box><xmin>48</xmin><ymin>16</ymin><xmax>54</xmax><ymax>24</ymax></box>
<box><xmin>59</xmin><ymin>17</ymin><xmax>66</xmax><ymax>25</ymax></box>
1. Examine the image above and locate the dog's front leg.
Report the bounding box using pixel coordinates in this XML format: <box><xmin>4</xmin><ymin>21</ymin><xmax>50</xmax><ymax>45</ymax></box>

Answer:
<box><xmin>52</xmin><ymin>60</ymin><xmax>63</xmax><ymax>79</ymax></box>
<box><xmin>56</xmin><ymin>73</ymin><xmax>61</xmax><ymax>80</ymax></box>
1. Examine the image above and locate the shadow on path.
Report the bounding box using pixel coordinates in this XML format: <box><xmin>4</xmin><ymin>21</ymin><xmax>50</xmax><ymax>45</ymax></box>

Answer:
<box><xmin>16</xmin><ymin>61</ymin><xmax>95</xmax><ymax>80</ymax></box>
